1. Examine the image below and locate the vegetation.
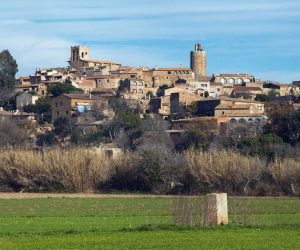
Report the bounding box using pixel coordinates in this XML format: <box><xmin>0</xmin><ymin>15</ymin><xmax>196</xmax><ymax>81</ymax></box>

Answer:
<box><xmin>156</xmin><ymin>84</ymin><xmax>169</xmax><ymax>97</ymax></box>
<box><xmin>0</xmin><ymin>50</ymin><xmax>18</xmax><ymax>100</ymax></box>
<box><xmin>255</xmin><ymin>90</ymin><xmax>278</xmax><ymax>102</ymax></box>
<box><xmin>0</xmin><ymin>147</ymin><xmax>299</xmax><ymax>195</ymax></box>
<box><xmin>0</xmin><ymin>197</ymin><xmax>299</xmax><ymax>249</ymax></box>
<box><xmin>47</xmin><ymin>82</ymin><xmax>83</xmax><ymax>97</ymax></box>
<box><xmin>0</xmin><ymin>120</ymin><xmax>28</xmax><ymax>147</ymax></box>
<box><xmin>23</xmin><ymin>97</ymin><xmax>52</xmax><ymax>123</ymax></box>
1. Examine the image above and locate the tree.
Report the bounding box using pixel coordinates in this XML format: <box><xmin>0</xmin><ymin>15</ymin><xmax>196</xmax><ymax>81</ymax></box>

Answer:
<box><xmin>23</xmin><ymin>97</ymin><xmax>52</xmax><ymax>123</ymax></box>
<box><xmin>184</xmin><ymin>119</ymin><xmax>217</xmax><ymax>150</ymax></box>
<box><xmin>0</xmin><ymin>50</ymin><xmax>18</xmax><ymax>100</ymax></box>
<box><xmin>156</xmin><ymin>84</ymin><xmax>169</xmax><ymax>97</ymax></box>
<box><xmin>0</xmin><ymin>119</ymin><xmax>27</xmax><ymax>146</ymax></box>
<box><xmin>54</xmin><ymin>117</ymin><xmax>72</xmax><ymax>138</ymax></box>
<box><xmin>47</xmin><ymin>83</ymin><xmax>83</xmax><ymax>97</ymax></box>
<box><xmin>264</xmin><ymin>103</ymin><xmax>300</xmax><ymax>144</ymax></box>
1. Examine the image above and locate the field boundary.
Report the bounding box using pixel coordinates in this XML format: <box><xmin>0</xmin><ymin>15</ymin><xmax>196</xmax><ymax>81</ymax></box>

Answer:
<box><xmin>0</xmin><ymin>192</ymin><xmax>296</xmax><ymax>199</ymax></box>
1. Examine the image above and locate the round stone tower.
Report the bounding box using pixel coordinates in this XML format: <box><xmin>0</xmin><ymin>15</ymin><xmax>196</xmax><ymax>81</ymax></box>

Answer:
<box><xmin>190</xmin><ymin>43</ymin><xmax>206</xmax><ymax>79</ymax></box>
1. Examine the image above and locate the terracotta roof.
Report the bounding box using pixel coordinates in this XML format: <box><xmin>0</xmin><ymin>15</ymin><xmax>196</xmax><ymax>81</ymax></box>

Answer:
<box><xmin>62</xmin><ymin>94</ymin><xmax>105</xmax><ymax>100</ymax></box>
<box><xmin>81</xmin><ymin>59</ymin><xmax>113</xmax><ymax>64</ymax></box>
<box><xmin>215</xmin><ymin>104</ymin><xmax>250</xmax><ymax>110</ymax></box>
<box><xmin>233</xmin><ymin>86</ymin><xmax>262</xmax><ymax>92</ymax></box>
<box><xmin>214</xmin><ymin>73</ymin><xmax>254</xmax><ymax>77</ymax></box>
<box><xmin>78</xmin><ymin>79</ymin><xmax>96</xmax><ymax>88</ymax></box>
<box><xmin>155</xmin><ymin>68</ymin><xmax>192</xmax><ymax>71</ymax></box>
<box><xmin>197</xmin><ymin>96</ymin><xmax>263</xmax><ymax>104</ymax></box>
<box><xmin>210</xmin><ymin>82</ymin><xmax>223</xmax><ymax>87</ymax></box>
<box><xmin>0</xmin><ymin>110</ymin><xmax>35</xmax><ymax>116</ymax></box>
<box><xmin>130</xmin><ymin>78</ymin><xmax>145</xmax><ymax>81</ymax></box>
<box><xmin>86</xmin><ymin>75</ymin><xmax>119</xmax><ymax>79</ymax></box>
<box><xmin>15</xmin><ymin>84</ymin><xmax>40</xmax><ymax>88</ymax></box>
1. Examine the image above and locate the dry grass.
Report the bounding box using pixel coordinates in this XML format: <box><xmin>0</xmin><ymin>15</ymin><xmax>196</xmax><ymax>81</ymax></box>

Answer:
<box><xmin>0</xmin><ymin>148</ymin><xmax>115</xmax><ymax>192</ymax></box>
<box><xmin>185</xmin><ymin>150</ymin><xmax>266</xmax><ymax>194</ymax></box>
<box><xmin>0</xmin><ymin>147</ymin><xmax>299</xmax><ymax>195</ymax></box>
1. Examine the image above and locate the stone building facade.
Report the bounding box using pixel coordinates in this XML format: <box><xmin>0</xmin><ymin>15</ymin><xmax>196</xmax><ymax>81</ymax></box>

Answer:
<box><xmin>212</xmin><ymin>73</ymin><xmax>255</xmax><ymax>86</ymax></box>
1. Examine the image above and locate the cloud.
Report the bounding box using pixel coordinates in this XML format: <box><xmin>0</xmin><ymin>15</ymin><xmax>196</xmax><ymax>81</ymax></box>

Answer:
<box><xmin>0</xmin><ymin>0</ymin><xmax>299</xmax><ymax>82</ymax></box>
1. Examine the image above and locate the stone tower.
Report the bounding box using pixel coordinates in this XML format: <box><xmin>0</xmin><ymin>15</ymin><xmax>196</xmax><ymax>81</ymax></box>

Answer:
<box><xmin>70</xmin><ymin>45</ymin><xmax>90</xmax><ymax>69</ymax></box>
<box><xmin>190</xmin><ymin>43</ymin><xmax>206</xmax><ymax>79</ymax></box>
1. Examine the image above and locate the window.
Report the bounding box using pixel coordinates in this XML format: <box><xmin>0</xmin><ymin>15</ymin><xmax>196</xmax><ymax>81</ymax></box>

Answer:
<box><xmin>139</xmin><ymin>89</ymin><xmax>143</xmax><ymax>94</ymax></box>
<box><xmin>60</xmin><ymin>102</ymin><xmax>63</xmax><ymax>106</ymax></box>
<box><xmin>66</xmin><ymin>111</ymin><xmax>69</xmax><ymax>115</ymax></box>
<box><xmin>55</xmin><ymin>102</ymin><xmax>58</xmax><ymax>107</ymax></box>
<box><xmin>56</xmin><ymin>111</ymin><xmax>59</xmax><ymax>115</ymax></box>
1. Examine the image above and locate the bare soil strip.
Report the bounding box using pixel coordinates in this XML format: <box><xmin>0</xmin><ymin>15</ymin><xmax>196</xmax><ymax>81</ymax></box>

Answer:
<box><xmin>0</xmin><ymin>192</ymin><xmax>294</xmax><ymax>199</ymax></box>
<box><xmin>0</xmin><ymin>192</ymin><xmax>184</xmax><ymax>199</ymax></box>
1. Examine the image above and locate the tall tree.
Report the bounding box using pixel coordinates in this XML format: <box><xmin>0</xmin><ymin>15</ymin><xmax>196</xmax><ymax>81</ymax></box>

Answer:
<box><xmin>0</xmin><ymin>50</ymin><xmax>18</xmax><ymax>100</ymax></box>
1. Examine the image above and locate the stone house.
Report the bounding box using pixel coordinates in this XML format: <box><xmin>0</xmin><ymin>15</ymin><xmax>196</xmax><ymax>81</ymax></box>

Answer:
<box><xmin>142</xmin><ymin>68</ymin><xmax>194</xmax><ymax>88</ymax></box>
<box><xmin>232</xmin><ymin>86</ymin><xmax>263</xmax><ymax>99</ymax></box>
<box><xmin>51</xmin><ymin>93</ymin><xmax>108</xmax><ymax>123</ymax></box>
<box><xmin>16</xmin><ymin>92</ymin><xmax>41</xmax><ymax>110</ymax></box>
<box><xmin>88</xmin><ymin>76</ymin><xmax>120</xmax><ymax>90</ymax></box>
<box><xmin>195</xmin><ymin>97</ymin><xmax>265</xmax><ymax>117</ymax></box>
<box><xmin>0</xmin><ymin>107</ymin><xmax>36</xmax><ymax>122</ymax></box>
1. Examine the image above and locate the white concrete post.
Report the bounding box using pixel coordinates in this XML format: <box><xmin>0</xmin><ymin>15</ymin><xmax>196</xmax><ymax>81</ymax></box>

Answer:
<box><xmin>204</xmin><ymin>193</ymin><xmax>228</xmax><ymax>226</ymax></box>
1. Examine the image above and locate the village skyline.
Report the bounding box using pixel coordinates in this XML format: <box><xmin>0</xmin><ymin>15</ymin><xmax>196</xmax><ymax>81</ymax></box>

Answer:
<box><xmin>1</xmin><ymin>0</ymin><xmax>300</xmax><ymax>83</ymax></box>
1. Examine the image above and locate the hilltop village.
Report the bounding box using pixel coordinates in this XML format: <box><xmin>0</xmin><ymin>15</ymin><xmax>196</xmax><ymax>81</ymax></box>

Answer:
<box><xmin>2</xmin><ymin>43</ymin><xmax>300</xmax><ymax>151</ymax></box>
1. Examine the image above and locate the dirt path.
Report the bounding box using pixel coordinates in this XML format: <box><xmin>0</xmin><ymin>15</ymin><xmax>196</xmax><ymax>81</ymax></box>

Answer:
<box><xmin>0</xmin><ymin>192</ymin><xmax>292</xmax><ymax>199</ymax></box>
<box><xmin>0</xmin><ymin>192</ymin><xmax>186</xmax><ymax>199</ymax></box>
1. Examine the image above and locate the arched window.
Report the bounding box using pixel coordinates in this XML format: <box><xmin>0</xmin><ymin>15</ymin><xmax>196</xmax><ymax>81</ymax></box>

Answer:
<box><xmin>230</xmin><ymin>118</ymin><xmax>237</xmax><ymax>124</ymax></box>
<box><xmin>237</xmin><ymin>78</ymin><xmax>243</xmax><ymax>84</ymax></box>
<box><xmin>229</xmin><ymin>78</ymin><xmax>235</xmax><ymax>84</ymax></box>
<box><xmin>239</xmin><ymin>118</ymin><xmax>247</xmax><ymax>124</ymax></box>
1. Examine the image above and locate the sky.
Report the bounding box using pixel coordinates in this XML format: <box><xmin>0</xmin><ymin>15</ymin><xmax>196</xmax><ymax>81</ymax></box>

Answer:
<box><xmin>0</xmin><ymin>0</ymin><xmax>300</xmax><ymax>83</ymax></box>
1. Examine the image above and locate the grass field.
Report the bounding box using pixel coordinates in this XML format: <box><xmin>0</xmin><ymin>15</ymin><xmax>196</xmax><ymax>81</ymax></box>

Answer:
<box><xmin>0</xmin><ymin>196</ymin><xmax>299</xmax><ymax>249</ymax></box>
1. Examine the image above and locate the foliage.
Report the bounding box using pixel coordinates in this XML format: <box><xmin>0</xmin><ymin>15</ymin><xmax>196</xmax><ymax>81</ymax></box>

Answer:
<box><xmin>184</xmin><ymin>119</ymin><xmax>216</xmax><ymax>150</ymax></box>
<box><xmin>0</xmin><ymin>147</ymin><xmax>300</xmax><ymax>195</ymax></box>
<box><xmin>1</xmin><ymin>92</ymin><xmax>18</xmax><ymax>110</ymax></box>
<box><xmin>237</xmin><ymin>134</ymin><xmax>286</xmax><ymax>157</ymax></box>
<box><xmin>23</xmin><ymin>97</ymin><xmax>52</xmax><ymax>123</ymax></box>
<box><xmin>0</xmin><ymin>50</ymin><xmax>18</xmax><ymax>100</ymax></box>
<box><xmin>146</xmin><ymin>91</ymin><xmax>154</xmax><ymax>98</ymax></box>
<box><xmin>264</xmin><ymin>103</ymin><xmax>300</xmax><ymax>144</ymax></box>
<box><xmin>156</xmin><ymin>84</ymin><xmax>169</xmax><ymax>97</ymax></box>
<box><xmin>0</xmin><ymin>120</ymin><xmax>27</xmax><ymax>146</ymax></box>
<box><xmin>53</xmin><ymin>117</ymin><xmax>72</xmax><ymax>138</ymax></box>
<box><xmin>36</xmin><ymin>132</ymin><xmax>57</xmax><ymax>147</ymax></box>
<box><xmin>255</xmin><ymin>90</ymin><xmax>277</xmax><ymax>102</ymax></box>
<box><xmin>71</xmin><ymin>129</ymin><xmax>105</xmax><ymax>145</ymax></box>
<box><xmin>230</xmin><ymin>92</ymin><xmax>251</xmax><ymax>99</ymax></box>
<box><xmin>47</xmin><ymin>82</ymin><xmax>83</xmax><ymax>97</ymax></box>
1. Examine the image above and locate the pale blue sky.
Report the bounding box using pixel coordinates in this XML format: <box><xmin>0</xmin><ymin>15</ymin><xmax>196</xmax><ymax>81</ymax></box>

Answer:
<box><xmin>1</xmin><ymin>0</ymin><xmax>300</xmax><ymax>83</ymax></box>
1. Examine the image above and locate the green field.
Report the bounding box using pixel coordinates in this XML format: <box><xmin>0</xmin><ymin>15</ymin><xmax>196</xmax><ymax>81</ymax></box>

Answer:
<box><xmin>0</xmin><ymin>197</ymin><xmax>299</xmax><ymax>249</ymax></box>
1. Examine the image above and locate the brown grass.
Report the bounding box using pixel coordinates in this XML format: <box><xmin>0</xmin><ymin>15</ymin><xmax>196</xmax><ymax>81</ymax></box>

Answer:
<box><xmin>0</xmin><ymin>147</ymin><xmax>299</xmax><ymax>195</ymax></box>
<box><xmin>0</xmin><ymin>148</ymin><xmax>114</xmax><ymax>192</ymax></box>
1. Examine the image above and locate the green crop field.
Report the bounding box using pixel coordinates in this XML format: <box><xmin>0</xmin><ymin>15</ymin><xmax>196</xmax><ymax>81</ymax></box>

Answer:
<box><xmin>0</xmin><ymin>196</ymin><xmax>299</xmax><ymax>249</ymax></box>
